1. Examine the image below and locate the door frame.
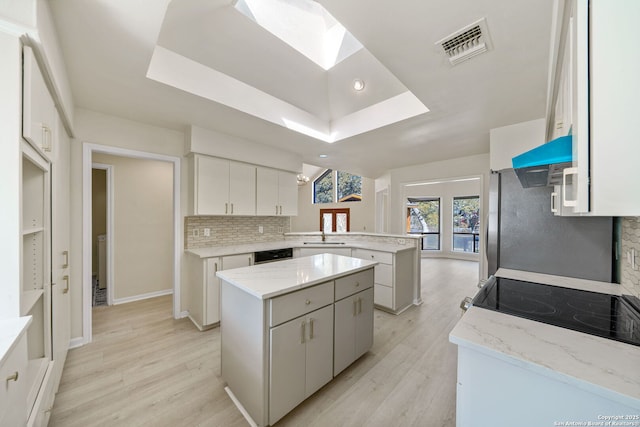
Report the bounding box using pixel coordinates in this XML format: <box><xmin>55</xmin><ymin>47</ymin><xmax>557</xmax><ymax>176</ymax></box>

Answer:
<box><xmin>82</xmin><ymin>143</ymin><xmax>183</xmax><ymax>344</ymax></box>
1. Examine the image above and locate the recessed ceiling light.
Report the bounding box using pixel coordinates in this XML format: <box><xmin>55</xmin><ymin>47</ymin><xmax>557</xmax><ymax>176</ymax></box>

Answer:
<box><xmin>319</xmin><ymin>154</ymin><xmax>328</xmax><ymax>158</ymax></box>
<box><xmin>353</xmin><ymin>79</ymin><xmax>365</xmax><ymax>91</ymax></box>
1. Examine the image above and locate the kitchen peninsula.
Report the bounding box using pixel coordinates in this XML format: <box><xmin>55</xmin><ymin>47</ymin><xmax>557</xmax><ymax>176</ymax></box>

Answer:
<box><xmin>217</xmin><ymin>253</ymin><xmax>377</xmax><ymax>426</ymax></box>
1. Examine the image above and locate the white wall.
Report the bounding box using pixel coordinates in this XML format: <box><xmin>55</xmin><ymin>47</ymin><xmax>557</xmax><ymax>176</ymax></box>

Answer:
<box><xmin>69</xmin><ymin>108</ymin><xmax>186</xmax><ymax>340</ymax></box>
<box><xmin>405</xmin><ymin>178</ymin><xmax>481</xmax><ymax>261</ymax></box>
<box><xmin>92</xmin><ymin>153</ymin><xmax>173</xmax><ymax>301</ymax></box>
<box><xmin>291</xmin><ymin>172</ymin><xmax>375</xmax><ymax>233</ymax></box>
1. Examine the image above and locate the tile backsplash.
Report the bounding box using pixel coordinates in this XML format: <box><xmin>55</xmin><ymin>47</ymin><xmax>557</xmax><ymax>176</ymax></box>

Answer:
<box><xmin>621</xmin><ymin>217</ymin><xmax>640</xmax><ymax>298</ymax></box>
<box><xmin>185</xmin><ymin>216</ymin><xmax>290</xmax><ymax>249</ymax></box>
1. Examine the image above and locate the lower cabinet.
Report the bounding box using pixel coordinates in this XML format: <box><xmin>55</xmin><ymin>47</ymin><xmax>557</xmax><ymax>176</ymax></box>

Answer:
<box><xmin>269</xmin><ymin>304</ymin><xmax>334</xmax><ymax>425</ymax></box>
<box><xmin>0</xmin><ymin>331</ymin><xmax>28</xmax><ymax>426</ymax></box>
<box><xmin>333</xmin><ymin>287</ymin><xmax>374</xmax><ymax>376</ymax></box>
<box><xmin>186</xmin><ymin>253</ymin><xmax>252</xmax><ymax>330</ymax></box>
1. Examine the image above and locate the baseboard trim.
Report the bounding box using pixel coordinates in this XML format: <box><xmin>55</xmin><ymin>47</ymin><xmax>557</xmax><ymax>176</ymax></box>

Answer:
<box><xmin>112</xmin><ymin>289</ymin><xmax>173</xmax><ymax>305</ymax></box>
<box><xmin>69</xmin><ymin>337</ymin><xmax>87</xmax><ymax>349</ymax></box>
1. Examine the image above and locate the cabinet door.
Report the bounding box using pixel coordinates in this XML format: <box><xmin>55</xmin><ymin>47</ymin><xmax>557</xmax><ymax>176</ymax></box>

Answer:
<box><xmin>333</xmin><ymin>295</ymin><xmax>356</xmax><ymax>376</ymax></box>
<box><xmin>22</xmin><ymin>46</ymin><xmax>55</xmax><ymax>158</ymax></box>
<box><xmin>204</xmin><ymin>258</ymin><xmax>220</xmax><ymax>325</ymax></box>
<box><xmin>51</xmin><ymin>115</ymin><xmax>70</xmax><ymax>392</ymax></box>
<box><xmin>228</xmin><ymin>161</ymin><xmax>256</xmax><ymax>215</ymax></box>
<box><xmin>195</xmin><ymin>155</ymin><xmax>229</xmax><ymax>215</ymax></box>
<box><xmin>304</xmin><ymin>305</ymin><xmax>334</xmax><ymax>397</ymax></box>
<box><xmin>256</xmin><ymin>167</ymin><xmax>279</xmax><ymax>215</ymax></box>
<box><xmin>269</xmin><ymin>316</ymin><xmax>306</xmax><ymax>425</ymax></box>
<box><xmin>221</xmin><ymin>253</ymin><xmax>252</xmax><ymax>270</ymax></box>
<box><xmin>278</xmin><ymin>171</ymin><xmax>298</xmax><ymax>216</ymax></box>
<box><xmin>354</xmin><ymin>287</ymin><xmax>374</xmax><ymax>359</ymax></box>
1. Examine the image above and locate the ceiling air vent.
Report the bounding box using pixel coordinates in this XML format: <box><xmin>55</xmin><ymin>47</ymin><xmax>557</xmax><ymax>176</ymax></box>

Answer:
<box><xmin>436</xmin><ymin>18</ymin><xmax>492</xmax><ymax>66</ymax></box>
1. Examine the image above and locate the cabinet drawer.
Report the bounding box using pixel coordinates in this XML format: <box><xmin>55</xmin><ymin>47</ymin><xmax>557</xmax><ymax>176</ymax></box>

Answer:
<box><xmin>270</xmin><ymin>281</ymin><xmax>334</xmax><ymax>327</ymax></box>
<box><xmin>374</xmin><ymin>263</ymin><xmax>392</xmax><ymax>286</ymax></box>
<box><xmin>374</xmin><ymin>284</ymin><xmax>393</xmax><ymax>309</ymax></box>
<box><xmin>335</xmin><ymin>268</ymin><xmax>374</xmax><ymax>301</ymax></box>
<box><xmin>0</xmin><ymin>333</ymin><xmax>28</xmax><ymax>422</ymax></box>
<box><xmin>353</xmin><ymin>249</ymin><xmax>393</xmax><ymax>265</ymax></box>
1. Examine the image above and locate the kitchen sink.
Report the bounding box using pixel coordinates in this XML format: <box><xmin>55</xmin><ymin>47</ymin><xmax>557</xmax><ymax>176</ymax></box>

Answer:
<box><xmin>303</xmin><ymin>242</ymin><xmax>346</xmax><ymax>245</ymax></box>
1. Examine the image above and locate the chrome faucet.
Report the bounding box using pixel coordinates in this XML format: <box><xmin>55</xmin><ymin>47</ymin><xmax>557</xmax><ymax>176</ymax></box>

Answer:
<box><xmin>321</xmin><ymin>229</ymin><xmax>326</xmax><ymax>242</ymax></box>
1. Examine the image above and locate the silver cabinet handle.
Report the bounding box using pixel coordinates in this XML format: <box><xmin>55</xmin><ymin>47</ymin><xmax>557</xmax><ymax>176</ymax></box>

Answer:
<box><xmin>63</xmin><ymin>250</ymin><xmax>69</xmax><ymax>268</ymax></box>
<box><xmin>301</xmin><ymin>321</ymin><xmax>306</xmax><ymax>344</ymax></box>
<box><xmin>279</xmin><ymin>205</ymin><xmax>282</xmax><ymax>215</ymax></box>
<box><xmin>305</xmin><ymin>299</ymin><xmax>311</xmax><ymax>305</ymax></box>
<box><xmin>309</xmin><ymin>318</ymin><xmax>314</xmax><ymax>340</ymax></box>
<box><xmin>276</xmin><ymin>205</ymin><xmax>279</xmax><ymax>215</ymax></box>
<box><xmin>355</xmin><ymin>281</ymin><xmax>360</xmax><ymax>287</ymax></box>
<box><xmin>231</xmin><ymin>203</ymin><xmax>234</xmax><ymax>214</ymax></box>
<box><xmin>214</xmin><ymin>262</ymin><xmax>218</xmax><ymax>272</ymax></box>
<box><xmin>358</xmin><ymin>297</ymin><xmax>362</xmax><ymax>314</ymax></box>
<box><xmin>353</xmin><ymin>300</ymin><xmax>357</xmax><ymax>316</ymax></box>
<box><xmin>42</xmin><ymin>125</ymin><xmax>52</xmax><ymax>152</ymax></box>
<box><xmin>6</xmin><ymin>371</ymin><xmax>18</xmax><ymax>384</ymax></box>
<box><xmin>63</xmin><ymin>275</ymin><xmax>70</xmax><ymax>294</ymax></box>
<box><xmin>225</xmin><ymin>203</ymin><xmax>228</xmax><ymax>214</ymax></box>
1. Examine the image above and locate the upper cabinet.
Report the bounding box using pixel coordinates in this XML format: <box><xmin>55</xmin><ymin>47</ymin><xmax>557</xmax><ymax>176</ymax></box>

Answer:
<box><xmin>190</xmin><ymin>154</ymin><xmax>299</xmax><ymax>217</ymax></box>
<box><xmin>548</xmin><ymin>0</ymin><xmax>640</xmax><ymax>216</ymax></box>
<box><xmin>256</xmin><ymin>167</ymin><xmax>298</xmax><ymax>216</ymax></box>
<box><xmin>191</xmin><ymin>155</ymin><xmax>256</xmax><ymax>216</ymax></box>
<box><xmin>22</xmin><ymin>46</ymin><xmax>56</xmax><ymax>160</ymax></box>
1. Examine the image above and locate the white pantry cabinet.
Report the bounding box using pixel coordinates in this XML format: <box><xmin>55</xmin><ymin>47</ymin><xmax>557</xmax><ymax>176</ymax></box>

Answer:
<box><xmin>191</xmin><ymin>154</ymin><xmax>256</xmax><ymax>216</ymax></box>
<box><xmin>22</xmin><ymin>46</ymin><xmax>56</xmax><ymax>160</ymax></box>
<box><xmin>186</xmin><ymin>253</ymin><xmax>252</xmax><ymax>330</ymax></box>
<box><xmin>256</xmin><ymin>167</ymin><xmax>298</xmax><ymax>216</ymax></box>
<box><xmin>548</xmin><ymin>0</ymin><xmax>640</xmax><ymax>216</ymax></box>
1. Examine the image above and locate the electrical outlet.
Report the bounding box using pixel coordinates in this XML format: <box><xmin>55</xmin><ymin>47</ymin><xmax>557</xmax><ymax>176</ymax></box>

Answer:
<box><xmin>193</xmin><ymin>229</ymin><xmax>199</xmax><ymax>238</ymax></box>
<box><xmin>397</xmin><ymin>238</ymin><xmax>406</xmax><ymax>245</ymax></box>
<box><xmin>203</xmin><ymin>228</ymin><xmax>211</xmax><ymax>237</ymax></box>
<box><xmin>258</xmin><ymin>226</ymin><xmax>264</xmax><ymax>234</ymax></box>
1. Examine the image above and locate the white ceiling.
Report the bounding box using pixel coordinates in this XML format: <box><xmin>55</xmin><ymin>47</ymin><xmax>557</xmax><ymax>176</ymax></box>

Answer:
<box><xmin>49</xmin><ymin>0</ymin><xmax>553</xmax><ymax>178</ymax></box>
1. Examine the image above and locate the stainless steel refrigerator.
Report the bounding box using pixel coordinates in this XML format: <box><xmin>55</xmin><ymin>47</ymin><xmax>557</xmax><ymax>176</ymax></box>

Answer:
<box><xmin>486</xmin><ymin>169</ymin><xmax>614</xmax><ymax>282</ymax></box>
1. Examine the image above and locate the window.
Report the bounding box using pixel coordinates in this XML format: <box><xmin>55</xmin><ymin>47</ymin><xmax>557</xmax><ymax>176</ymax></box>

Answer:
<box><xmin>313</xmin><ymin>169</ymin><xmax>334</xmax><ymax>204</ymax></box>
<box><xmin>313</xmin><ymin>170</ymin><xmax>362</xmax><ymax>204</ymax></box>
<box><xmin>337</xmin><ymin>171</ymin><xmax>362</xmax><ymax>202</ymax></box>
<box><xmin>452</xmin><ymin>196</ymin><xmax>480</xmax><ymax>253</ymax></box>
<box><xmin>320</xmin><ymin>208</ymin><xmax>350</xmax><ymax>232</ymax></box>
<box><xmin>406</xmin><ymin>198</ymin><xmax>440</xmax><ymax>250</ymax></box>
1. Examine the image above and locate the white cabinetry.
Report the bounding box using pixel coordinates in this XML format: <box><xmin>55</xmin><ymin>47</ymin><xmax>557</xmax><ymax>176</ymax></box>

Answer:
<box><xmin>269</xmin><ymin>304</ymin><xmax>333</xmax><ymax>425</ymax></box>
<box><xmin>333</xmin><ymin>270</ymin><xmax>373</xmax><ymax>376</ymax></box>
<box><xmin>0</xmin><ymin>329</ymin><xmax>29</xmax><ymax>426</ymax></box>
<box><xmin>191</xmin><ymin>155</ymin><xmax>256</xmax><ymax>216</ymax></box>
<box><xmin>186</xmin><ymin>253</ymin><xmax>252</xmax><ymax>330</ymax></box>
<box><xmin>256</xmin><ymin>167</ymin><xmax>298</xmax><ymax>216</ymax></box>
<box><xmin>22</xmin><ymin>46</ymin><xmax>56</xmax><ymax>159</ymax></box>
<box><xmin>549</xmin><ymin>0</ymin><xmax>640</xmax><ymax>216</ymax></box>
<box><xmin>352</xmin><ymin>248</ymin><xmax>414</xmax><ymax>314</ymax></box>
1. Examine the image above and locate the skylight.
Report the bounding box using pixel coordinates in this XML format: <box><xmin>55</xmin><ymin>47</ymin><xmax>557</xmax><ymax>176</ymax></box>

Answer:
<box><xmin>235</xmin><ymin>0</ymin><xmax>363</xmax><ymax>70</ymax></box>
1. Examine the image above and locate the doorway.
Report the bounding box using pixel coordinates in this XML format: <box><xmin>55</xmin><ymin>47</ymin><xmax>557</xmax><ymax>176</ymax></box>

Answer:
<box><xmin>82</xmin><ymin>143</ymin><xmax>182</xmax><ymax>345</ymax></box>
<box><xmin>91</xmin><ymin>164</ymin><xmax>111</xmax><ymax>306</ymax></box>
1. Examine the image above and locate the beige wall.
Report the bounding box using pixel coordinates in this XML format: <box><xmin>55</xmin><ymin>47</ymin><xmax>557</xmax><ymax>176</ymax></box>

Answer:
<box><xmin>91</xmin><ymin>169</ymin><xmax>107</xmax><ymax>274</ymax></box>
<box><xmin>291</xmin><ymin>173</ymin><xmax>375</xmax><ymax>233</ymax></box>
<box><xmin>92</xmin><ymin>153</ymin><xmax>173</xmax><ymax>301</ymax></box>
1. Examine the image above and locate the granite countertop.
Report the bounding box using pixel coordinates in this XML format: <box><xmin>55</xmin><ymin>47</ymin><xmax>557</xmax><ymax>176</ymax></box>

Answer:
<box><xmin>216</xmin><ymin>253</ymin><xmax>378</xmax><ymax>300</ymax></box>
<box><xmin>0</xmin><ymin>316</ymin><xmax>32</xmax><ymax>366</ymax></box>
<box><xmin>450</xmin><ymin>268</ymin><xmax>640</xmax><ymax>409</ymax></box>
<box><xmin>186</xmin><ymin>239</ymin><xmax>415</xmax><ymax>259</ymax></box>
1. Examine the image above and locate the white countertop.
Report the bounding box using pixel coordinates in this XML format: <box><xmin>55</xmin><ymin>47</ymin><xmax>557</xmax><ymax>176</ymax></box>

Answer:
<box><xmin>216</xmin><ymin>253</ymin><xmax>378</xmax><ymax>299</ymax></box>
<box><xmin>450</xmin><ymin>269</ymin><xmax>640</xmax><ymax>409</ymax></box>
<box><xmin>0</xmin><ymin>316</ymin><xmax>32</xmax><ymax>366</ymax></box>
<box><xmin>187</xmin><ymin>240</ymin><xmax>414</xmax><ymax>259</ymax></box>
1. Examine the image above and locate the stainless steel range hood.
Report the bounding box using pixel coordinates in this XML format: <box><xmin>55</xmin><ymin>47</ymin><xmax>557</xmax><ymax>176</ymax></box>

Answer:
<box><xmin>511</xmin><ymin>135</ymin><xmax>573</xmax><ymax>188</ymax></box>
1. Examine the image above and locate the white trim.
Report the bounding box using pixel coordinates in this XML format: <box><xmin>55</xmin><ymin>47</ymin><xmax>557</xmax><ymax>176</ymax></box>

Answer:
<box><xmin>82</xmin><ymin>142</ymin><xmax>182</xmax><ymax>346</ymax></box>
<box><xmin>68</xmin><ymin>337</ymin><xmax>85</xmax><ymax>349</ymax></box>
<box><xmin>91</xmin><ymin>163</ymin><xmax>114</xmax><ymax>306</ymax></box>
<box><xmin>112</xmin><ymin>289</ymin><xmax>173</xmax><ymax>306</ymax></box>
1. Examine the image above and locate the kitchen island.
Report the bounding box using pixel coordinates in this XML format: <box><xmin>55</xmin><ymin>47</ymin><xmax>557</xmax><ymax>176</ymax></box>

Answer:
<box><xmin>217</xmin><ymin>253</ymin><xmax>378</xmax><ymax>426</ymax></box>
<box><xmin>450</xmin><ymin>269</ymin><xmax>640</xmax><ymax>427</ymax></box>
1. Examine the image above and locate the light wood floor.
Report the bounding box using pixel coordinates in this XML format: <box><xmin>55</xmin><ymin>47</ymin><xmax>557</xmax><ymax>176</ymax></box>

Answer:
<box><xmin>49</xmin><ymin>259</ymin><xmax>479</xmax><ymax>427</ymax></box>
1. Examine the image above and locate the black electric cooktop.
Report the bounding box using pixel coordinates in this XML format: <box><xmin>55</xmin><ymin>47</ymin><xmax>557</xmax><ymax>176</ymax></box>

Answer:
<box><xmin>472</xmin><ymin>276</ymin><xmax>640</xmax><ymax>346</ymax></box>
